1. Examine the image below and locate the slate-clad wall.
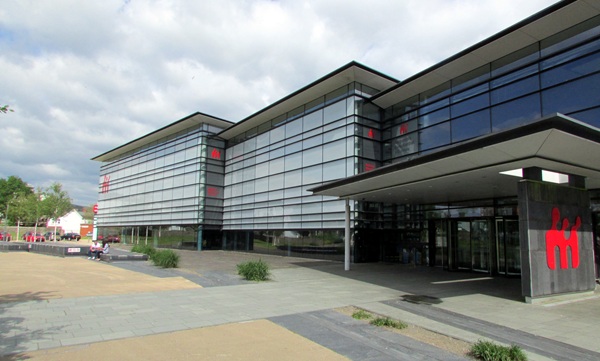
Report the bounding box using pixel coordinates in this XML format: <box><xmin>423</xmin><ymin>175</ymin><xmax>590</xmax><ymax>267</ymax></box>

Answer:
<box><xmin>519</xmin><ymin>180</ymin><xmax>595</xmax><ymax>301</ymax></box>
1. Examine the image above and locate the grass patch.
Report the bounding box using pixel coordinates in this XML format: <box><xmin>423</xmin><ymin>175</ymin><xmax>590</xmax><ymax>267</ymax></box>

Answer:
<box><xmin>237</xmin><ymin>259</ymin><xmax>270</xmax><ymax>281</ymax></box>
<box><xmin>131</xmin><ymin>245</ymin><xmax>179</xmax><ymax>268</ymax></box>
<box><xmin>131</xmin><ymin>244</ymin><xmax>156</xmax><ymax>257</ymax></box>
<box><xmin>352</xmin><ymin>309</ymin><xmax>373</xmax><ymax>320</ymax></box>
<box><xmin>151</xmin><ymin>249</ymin><xmax>180</xmax><ymax>268</ymax></box>
<box><xmin>470</xmin><ymin>340</ymin><xmax>527</xmax><ymax>361</ymax></box>
<box><xmin>370</xmin><ymin>317</ymin><xmax>408</xmax><ymax>330</ymax></box>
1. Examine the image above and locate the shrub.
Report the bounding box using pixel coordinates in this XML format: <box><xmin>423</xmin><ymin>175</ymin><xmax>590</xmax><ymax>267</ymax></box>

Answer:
<box><xmin>352</xmin><ymin>309</ymin><xmax>372</xmax><ymax>320</ymax></box>
<box><xmin>151</xmin><ymin>249</ymin><xmax>180</xmax><ymax>268</ymax></box>
<box><xmin>470</xmin><ymin>340</ymin><xmax>527</xmax><ymax>361</ymax></box>
<box><xmin>131</xmin><ymin>244</ymin><xmax>156</xmax><ymax>257</ymax></box>
<box><xmin>369</xmin><ymin>317</ymin><xmax>407</xmax><ymax>329</ymax></box>
<box><xmin>237</xmin><ymin>259</ymin><xmax>270</xmax><ymax>281</ymax></box>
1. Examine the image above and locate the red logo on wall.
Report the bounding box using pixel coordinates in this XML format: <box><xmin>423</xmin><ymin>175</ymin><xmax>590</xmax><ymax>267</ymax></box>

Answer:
<box><xmin>399</xmin><ymin>124</ymin><xmax>408</xmax><ymax>135</ymax></box>
<box><xmin>367</xmin><ymin>129</ymin><xmax>374</xmax><ymax>139</ymax></box>
<box><xmin>364</xmin><ymin>163</ymin><xmax>375</xmax><ymax>172</ymax></box>
<box><xmin>545</xmin><ymin>207</ymin><xmax>581</xmax><ymax>270</ymax></box>
<box><xmin>207</xmin><ymin>187</ymin><xmax>219</xmax><ymax>197</ymax></box>
<box><xmin>211</xmin><ymin>148</ymin><xmax>221</xmax><ymax>160</ymax></box>
<box><xmin>101</xmin><ymin>175</ymin><xmax>110</xmax><ymax>194</ymax></box>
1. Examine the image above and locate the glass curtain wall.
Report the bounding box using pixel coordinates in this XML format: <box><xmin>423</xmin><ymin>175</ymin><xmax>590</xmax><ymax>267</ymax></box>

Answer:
<box><xmin>382</xmin><ymin>15</ymin><xmax>600</xmax><ymax>165</ymax></box>
<box><xmin>97</xmin><ymin>124</ymin><xmax>226</xmax><ymax>250</ymax></box>
<box><xmin>223</xmin><ymin>83</ymin><xmax>382</xmax><ymax>260</ymax></box>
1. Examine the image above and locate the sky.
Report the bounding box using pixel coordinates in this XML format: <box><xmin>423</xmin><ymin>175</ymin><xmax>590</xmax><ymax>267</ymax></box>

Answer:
<box><xmin>0</xmin><ymin>0</ymin><xmax>560</xmax><ymax>207</ymax></box>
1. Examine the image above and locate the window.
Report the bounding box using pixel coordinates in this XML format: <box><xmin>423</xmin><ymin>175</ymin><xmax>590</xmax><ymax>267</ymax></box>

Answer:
<box><xmin>451</xmin><ymin>109</ymin><xmax>491</xmax><ymax>143</ymax></box>
<box><xmin>419</xmin><ymin>122</ymin><xmax>450</xmax><ymax>151</ymax></box>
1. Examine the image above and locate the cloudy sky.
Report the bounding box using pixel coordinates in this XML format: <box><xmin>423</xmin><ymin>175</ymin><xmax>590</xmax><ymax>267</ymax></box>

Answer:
<box><xmin>0</xmin><ymin>0</ymin><xmax>559</xmax><ymax>206</ymax></box>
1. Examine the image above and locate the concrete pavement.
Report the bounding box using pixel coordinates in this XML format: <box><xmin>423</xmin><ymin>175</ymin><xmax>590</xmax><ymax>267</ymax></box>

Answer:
<box><xmin>1</xmin><ymin>244</ymin><xmax>599</xmax><ymax>360</ymax></box>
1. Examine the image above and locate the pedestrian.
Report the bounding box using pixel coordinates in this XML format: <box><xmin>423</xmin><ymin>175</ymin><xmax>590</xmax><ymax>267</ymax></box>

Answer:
<box><xmin>87</xmin><ymin>240</ymin><xmax>101</xmax><ymax>260</ymax></box>
<box><xmin>94</xmin><ymin>241</ymin><xmax>110</xmax><ymax>261</ymax></box>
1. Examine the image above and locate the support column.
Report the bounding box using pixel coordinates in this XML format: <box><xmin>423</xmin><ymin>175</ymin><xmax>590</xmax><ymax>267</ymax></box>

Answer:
<box><xmin>345</xmin><ymin>198</ymin><xmax>350</xmax><ymax>271</ymax></box>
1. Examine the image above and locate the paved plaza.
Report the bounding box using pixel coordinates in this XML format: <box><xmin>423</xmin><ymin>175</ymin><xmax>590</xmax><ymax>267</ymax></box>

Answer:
<box><xmin>1</xmin><ymin>243</ymin><xmax>599</xmax><ymax>360</ymax></box>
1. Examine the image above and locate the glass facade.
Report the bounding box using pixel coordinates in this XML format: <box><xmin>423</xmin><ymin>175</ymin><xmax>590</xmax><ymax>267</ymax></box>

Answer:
<box><xmin>96</xmin><ymin>122</ymin><xmax>226</xmax><ymax>249</ymax></box>
<box><xmin>382</xmin><ymin>15</ymin><xmax>600</xmax><ymax>163</ymax></box>
<box><xmin>375</xmin><ymin>14</ymin><xmax>600</xmax><ymax>272</ymax></box>
<box><xmin>94</xmin><ymin>9</ymin><xmax>600</xmax><ymax>270</ymax></box>
<box><xmin>222</xmin><ymin>83</ymin><xmax>383</xmax><ymax>260</ymax></box>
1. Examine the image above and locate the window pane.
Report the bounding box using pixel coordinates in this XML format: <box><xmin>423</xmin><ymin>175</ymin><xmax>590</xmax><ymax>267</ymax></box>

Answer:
<box><xmin>303</xmin><ymin>109</ymin><xmax>323</xmax><ymax>131</ymax></box>
<box><xmin>491</xmin><ymin>75</ymin><xmax>539</xmax><ymax>104</ymax></box>
<box><xmin>541</xmin><ymin>51</ymin><xmax>600</xmax><ymax>88</ymax></box>
<box><xmin>392</xmin><ymin>133</ymin><xmax>418</xmax><ymax>158</ymax></box>
<box><xmin>285</xmin><ymin>169</ymin><xmax>302</xmax><ymax>187</ymax></box>
<box><xmin>269</xmin><ymin>173</ymin><xmax>284</xmax><ymax>190</ymax></box>
<box><xmin>324</xmin><ymin>100</ymin><xmax>347</xmax><ymax>123</ymax></box>
<box><xmin>269</xmin><ymin>157</ymin><xmax>285</xmax><ymax>174</ymax></box>
<box><xmin>323</xmin><ymin>139</ymin><xmax>346</xmax><ymax>162</ymax></box>
<box><xmin>419</xmin><ymin>122</ymin><xmax>450</xmax><ymax>151</ymax></box>
<box><xmin>323</xmin><ymin>160</ymin><xmax>346</xmax><ymax>181</ymax></box>
<box><xmin>542</xmin><ymin>72</ymin><xmax>600</xmax><ymax>115</ymax></box>
<box><xmin>452</xmin><ymin>109</ymin><xmax>491</xmax><ymax>143</ymax></box>
<box><xmin>285</xmin><ymin>118</ymin><xmax>302</xmax><ymax>137</ymax></box>
<box><xmin>285</xmin><ymin>152</ymin><xmax>302</xmax><ymax>171</ymax></box>
<box><xmin>302</xmin><ymin>165</ymin><xmax>322</xmax><ymax>185</ymax></box>
<box><xmin>302</xmin><ymin>146</ymin><xmax>323</xmax><ymax>167</ymax></box>
<box><xmin>420</xmin><ymin>107</ymin><xmax>449</xmax><ymax>128</ymax></box>
<box><xmin>491</xmin><ymin>94</ymin><xmax>541</xmax><ymax>132</ymax></box>
<box><xmin>451</xmin><ymin>92</ymin><xmax>489</xmax><ymax>117</ymax></box>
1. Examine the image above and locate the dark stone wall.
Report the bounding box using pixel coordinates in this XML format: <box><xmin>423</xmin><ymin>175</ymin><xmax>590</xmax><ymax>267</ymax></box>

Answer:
<box><xmin>518</xmin><ymin>180</ymin><xmax>596</xmax><ymax>300</ymax></box>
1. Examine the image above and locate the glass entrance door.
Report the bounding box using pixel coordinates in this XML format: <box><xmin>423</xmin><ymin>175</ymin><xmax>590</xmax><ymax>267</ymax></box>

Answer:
<box><xmin>496</xmin><ymin>218</ymin><xmax>521</xmax><ymax>275</ymax></box>
<box><xmin>450</xmin><ymin>219</ymin><xmax>491</xmax><ymax>273</ymax></box>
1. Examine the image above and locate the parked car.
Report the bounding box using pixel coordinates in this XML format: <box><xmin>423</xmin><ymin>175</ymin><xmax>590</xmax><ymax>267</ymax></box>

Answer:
<box><xmin>100</xmin><ymin>235</ymin><xmax>120</xmax><ymax>243</ymax></box>
<box><xmin>0</xmin><ymin>231</ymin><xmax>11</xmax><ymax>241</ymax></box>
<box><xmin>23</xmin><ymin>232</ymin><xmax>45</xmax><ymax>242</ymax></box>
<box><xmin>43</xmin><ymin>231</ymin><xmax>61</xmax><ymax>241</ymax></box>
<box><xmin>60</xmin><ymin>232</ymin><xmax>81</xmax><ymax>241</ymax></box>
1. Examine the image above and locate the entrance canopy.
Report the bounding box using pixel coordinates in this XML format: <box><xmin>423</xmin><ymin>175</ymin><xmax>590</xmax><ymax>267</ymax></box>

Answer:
<box><xmin>309</xmin><ymin>114</ymin><xmax>600</xmax><ymax>204</ymax></box>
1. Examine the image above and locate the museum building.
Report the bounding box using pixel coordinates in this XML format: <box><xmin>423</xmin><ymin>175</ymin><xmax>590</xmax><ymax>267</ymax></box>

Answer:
<box><xmin>94</xmin><ymin>0</ymin><xmax>600</xmax><ymax>301</ymax></box>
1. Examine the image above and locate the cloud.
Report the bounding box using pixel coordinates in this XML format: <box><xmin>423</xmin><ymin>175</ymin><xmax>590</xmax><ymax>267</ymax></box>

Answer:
<box><xmin>0</xmin><ymin>0</ymin><xmax>560</xmax><ymax>205</ymax></box>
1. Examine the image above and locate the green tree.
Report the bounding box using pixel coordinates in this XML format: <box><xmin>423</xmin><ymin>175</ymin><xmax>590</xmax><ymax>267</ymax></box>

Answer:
<box><xmin>82</xmin><ymin>203</ymin><xmax>96</xmax><ymax>221</ymax></box>
<box><xmin>0</xmin><ymin>176</ymin><xmax>33</xmax><ymax>223</ymax></box>
<box><xmin>41</xmin><ymin>183</ymin><xmax>73</xmax><ymax>241</ymax></box>
<box><xmin>0</xmin><ymin>105</ymin><xmax>13</xmax><ymax>114</ymax></box>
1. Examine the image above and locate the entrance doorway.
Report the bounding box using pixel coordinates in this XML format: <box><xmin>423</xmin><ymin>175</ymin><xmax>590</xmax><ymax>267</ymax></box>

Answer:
<box><xmin>449</xmin><ymin>219</ymin><xmax>492</xmax><ymax>273</ymax></box>
<box><xmin>496</xmin><ymin>218</ymin><xmax>521</xmax><ymax>275</ymax></box>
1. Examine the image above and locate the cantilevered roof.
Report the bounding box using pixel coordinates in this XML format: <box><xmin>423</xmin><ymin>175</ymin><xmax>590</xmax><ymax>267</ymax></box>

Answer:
<box><xmin>309</xmin><ymin>114</ymin><xmax>600</xmax><ymax>205</ymax></box>
<box><xmin>372</xmin><ymin>0</ymin><xmax>600</xmax><ymax>109</ymax></box>
<box><xmin>217</xmin><ymin>61</ymin><xmax>399</xmax><ymax>140</ymax></box>
<box><xmin>92</xmin><ymin>112</ymin><xmax>234</xmax><ymax>162</ymax></box>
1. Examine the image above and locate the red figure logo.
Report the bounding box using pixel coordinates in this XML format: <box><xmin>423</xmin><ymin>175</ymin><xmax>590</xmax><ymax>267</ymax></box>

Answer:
<box><xmin>207</xmin><ymin>187</ymin><xmax>219</xmax><ymax>197</ymax></box>
<box><xmin>211</xmin><ymin>148</ymin><xmax>221</xmax><ymax>159</ymax></box>
<box><xmin>101</xmin><ymin>175</ymin><xmax>110</xmax><ymax>194</ymax></box>
<box><xmin>399</xmin><ymin>124</ymin><xmax>408</xmax><ymax>135</ymax></box>
<box><xmin>368</xmin><ymin>129</ymin><xmax>374</xmax><ymax>139</ymax></box>
<box><xmin>364</xmin><ymin>163</ymin><xmax>375</xmax><ymax>172</ymax></box>
<box><xmin>546</xmin><ymin>207</ymin><xmax>581</xmax><ymax>270</ymax></box>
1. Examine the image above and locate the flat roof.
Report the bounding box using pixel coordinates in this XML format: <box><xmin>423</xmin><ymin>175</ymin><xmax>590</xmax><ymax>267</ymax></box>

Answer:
<box><xmin>92</xmin><ymin>112</ymin><xmax>234</xmax><ymax>162</ymax></box>
<box><xmin>309</xmin><ymin>114</ymin><xmax>600</xmax><ymax>204</ymax></box>
<box><xmin>217</xmin><ymin>61</ymin><xmax>399</xmax><ymax>140</ymax></box>
<box><xmin>371</xmin><ymin>0</ymin><xmax>600</xmax><ymax>109</ymax></box>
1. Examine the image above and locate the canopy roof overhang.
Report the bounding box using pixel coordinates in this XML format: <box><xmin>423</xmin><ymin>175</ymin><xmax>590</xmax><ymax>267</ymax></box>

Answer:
<box><xmin>217</xmin><ymin>62</ymin><xmax>398</xmax><ymax>140</ymax></box>
<box><xmin>92</xmin><ymin>112</ymin><xmax>233</xmax><ymax>162</ymax></box>
<box><xmin>309</xmin><ymin>115</ymin><xmax>600</xmax><ymax>205</ymax></box>
<box><xmin>371</xmin><ymin>0</ymin><xmax>600</xmax><ymax>109</ymax></box>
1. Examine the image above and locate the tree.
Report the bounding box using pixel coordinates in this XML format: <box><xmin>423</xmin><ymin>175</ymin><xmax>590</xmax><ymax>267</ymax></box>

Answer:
<box><xmin>41</xmin><ymin>183</ymin><xmax>73</xmax><ymax>241</ymax></box>
<box><xmin>1</xmin><ymin>105</ymin><xmax>13</xmax><ymax>114</ymax></box>
<box><xmin>82</xmin><ymin>203</ymin><xmax>96</xmax><ymax>221</ymax></box>
<box><xmin>0</xmin><ymin>176</ymin><xmax>33</xmax><ymax>223</ymax></box>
